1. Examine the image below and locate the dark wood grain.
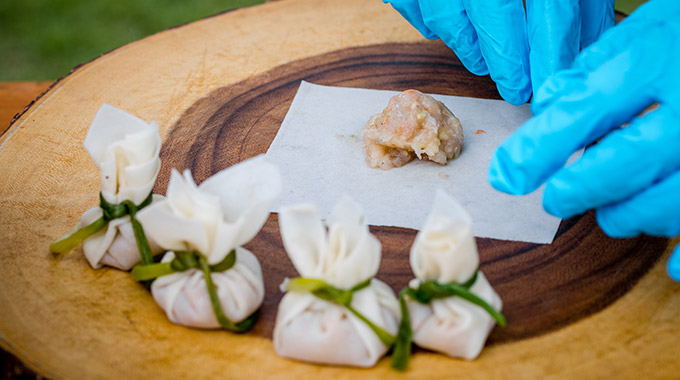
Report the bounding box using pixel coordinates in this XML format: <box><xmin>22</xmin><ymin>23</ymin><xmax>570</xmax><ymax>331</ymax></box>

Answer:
<box><xmin>156</xmin><ymin>41</ymin><xmax>668</xmax><ymax>344</ymax></box>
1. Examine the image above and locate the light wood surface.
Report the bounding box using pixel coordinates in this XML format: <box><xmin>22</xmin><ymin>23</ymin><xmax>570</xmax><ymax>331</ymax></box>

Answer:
<box><xmin>1</xmin><ymin>1</ymin><xmax>679</xmax><ymax>379</ymax></box>
<box><xmin>0</xmin><ymin>81</ymin><xmax>52</xmax><ymax>135</ymax></box>
<box><xmin>0</xmin><ymin>81</ymin><xmax>53</xmax><ymax>379</ymax></box>
<box><xmin>158</xmin><ymin>40</ymin><xmax>668</xmax><ymax>344</ymax></box>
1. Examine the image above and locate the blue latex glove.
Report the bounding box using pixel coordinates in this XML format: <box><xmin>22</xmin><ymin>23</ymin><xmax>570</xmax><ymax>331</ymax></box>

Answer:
<box><xmin>488</xmin><ymin>0</ymin><xmax>680</xmax><ymax>281</ymax></box>
<box><xmin>383</xmin><ymin>0</ymin><xmax>615</xmax><ymax>106</ymax></box>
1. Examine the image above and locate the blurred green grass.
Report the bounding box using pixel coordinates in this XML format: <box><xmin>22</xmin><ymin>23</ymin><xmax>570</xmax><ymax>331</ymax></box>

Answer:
<box><xmin>0</xmin><ymin>0</ymin><xmax>264</xmax><ymax>81</ymax></box>
<box><xmin>0</xmin><ymin>0</ymin><xmax>646</xmax><ymax>81</ymax></box>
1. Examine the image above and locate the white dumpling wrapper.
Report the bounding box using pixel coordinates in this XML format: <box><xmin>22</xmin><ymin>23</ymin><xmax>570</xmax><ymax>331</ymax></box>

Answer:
<box><xmin>79</xmin><ymin>194</ymin><xmax>165</xmax><ymax>270</ymax></box>
<box><xmin>77</xmin><ymin>104</ymin><xmax>163</xmax><ymax>269</ymax></box>
<box><xmin>274</xmin><ymin>197</ymin><xmax>400</xmax><ymax>367</ymax></box>
<box><xmin>151</xmin><ymin>247</ymin><xmax>265</xmax><ymax>327</ymax></box>
<box><xmin>136</xmin><ymin>156</ymin><xmax>280</xmax><ymax>329</ymax></box>
<box><xmin>136</xmin><ymin>155</ymin><xmax>282</xmax><ymax>264</ymax></box>
<box><xmin>83</xmin><ymin>103</ymin><xmax>161</xmax><ymax>205</ymax></box>
<box><xmin>275</xmin><ymin>279</ymin><xmax>399</xmax><ymax>367</ymax></box>
<box><xmin>407</xmin><ymin>189</ymin><xmax>502</xmax><ymax>360</ymax></box>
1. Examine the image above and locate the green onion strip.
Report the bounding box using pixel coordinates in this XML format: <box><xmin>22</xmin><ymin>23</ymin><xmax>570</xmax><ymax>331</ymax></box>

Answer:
<box><xmin>284</xmin><ymin>277</ymin><xmax>396</xmax><ymax>348</ymax></box>
<box><xmin>131</xmin><ymin>249</ymin><xmax>255</xmax><ymax>333</ymax></box>
<box><xmin>49</xmin><ymin>192</ymin><xmax>154</xmax><ymax>266</ymax></box>
<box><xmin>390</xmin><ymin>270</ymin><xmax>506</xmax><ymax>371</ymax></box>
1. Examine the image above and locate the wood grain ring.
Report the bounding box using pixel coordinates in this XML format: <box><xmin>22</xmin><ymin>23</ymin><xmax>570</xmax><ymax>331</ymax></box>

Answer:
<box><xmin>157</xmin><ymin>41</ymin><xmax>668</xmax><ymax>344</ymax></box>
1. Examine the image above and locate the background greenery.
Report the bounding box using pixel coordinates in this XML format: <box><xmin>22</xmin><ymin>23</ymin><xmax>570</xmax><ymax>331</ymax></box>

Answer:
<box><xmin>0</xmin><ymin>0</ymin><xmax>646</xmax><ymax>81</ymax></box>
<box><xmin>0</xmin><ymin>0</ymin><xmax>264</xmax><ymax>81</ymax></box>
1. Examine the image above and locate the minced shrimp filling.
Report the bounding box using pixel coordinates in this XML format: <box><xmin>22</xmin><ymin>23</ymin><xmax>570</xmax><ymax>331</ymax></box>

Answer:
<box><xmin>362</xmin><ymin>89</ymin><xmax>463</xmax><ymax>170</ymax></box>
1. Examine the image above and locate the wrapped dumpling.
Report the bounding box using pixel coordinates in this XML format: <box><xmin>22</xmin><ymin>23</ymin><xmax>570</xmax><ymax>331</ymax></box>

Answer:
<box><xmin>149</xmin><ymin>247</ymin><xmax>264</xmax><ymax>329</ymax></box>
<box><xmin>50</xmin><ymin>104</ymin><xmax>164</xmax><ymax>270</ymax></box>
<box><xmin>274</xmin><ymin>196</ymin><xmax>400</xmax><ymax>367</ymax></box>
<box><xmin>402</xmin><ymin>190</ymin><xmax>503</xmax><ymax>361</ymax></box>
<box><xmin>79</xmin><ymin>201</ymin><xmax>163</xmax><ymax>270</ymax></box>
<box><xmin>135</xmin><ymin>156</ymin><xmax>281</xmax><ymax>330</ymax></box>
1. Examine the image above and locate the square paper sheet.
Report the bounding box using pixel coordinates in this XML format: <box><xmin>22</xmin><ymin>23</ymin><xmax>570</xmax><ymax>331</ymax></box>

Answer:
<box><xmin>267</xmin><ymin>81</ymin><xmax>565</xmax><ymax>244</ymax></box>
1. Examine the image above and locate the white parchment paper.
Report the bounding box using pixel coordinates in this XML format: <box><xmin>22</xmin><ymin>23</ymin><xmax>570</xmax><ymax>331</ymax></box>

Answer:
<box><xmin>267</xmin><ymin>81</ymin><xmax>571</xmax><ymax>244</ymax></box>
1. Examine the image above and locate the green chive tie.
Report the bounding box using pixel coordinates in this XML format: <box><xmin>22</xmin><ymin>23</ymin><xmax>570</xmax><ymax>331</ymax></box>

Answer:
<box><xmin>283</xmin><ymin>277</ymin><xmax>396</xmax><ymax>348</ymax></box>
<box><xmin>131</xmin><ymin>249</ymin><xmax>257</xmax><ymax>333</ymax></box>
<box><xmin>391</xmin><ymin>270</ymin><xmax>506</xmax><ymax>371</ymax></box>
<box><xmin>50</xmin><ymin>192</ymin><xmax>154</xmax><ymax>265</ymax></box>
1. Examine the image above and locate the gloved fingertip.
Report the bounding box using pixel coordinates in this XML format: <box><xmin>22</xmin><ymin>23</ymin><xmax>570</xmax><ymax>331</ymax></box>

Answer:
<box><xmin>496</xmin><ymin>82</ymin><xmax>532</xmax><ymax>106</ymax></box>
<box><xmin>466</xmin><ymin>60</ymin><xmax>489</xmax><ymax>76</ymax></box>
<box><xmin>543</xmin><ymin>176</ymin><xmax>592</xmax><ymax>219</ymax></box>
<box><xmin>668</xmin><ymin>246</ymin><xmax>680</xmax><ymax>282</ymax></box>
<box><xmin>457</xmin><ymin>51</ymin><xmax>488</xmax><ymax>76</ymax></box>
<box><xmin>488</xmin><ymin>149</ymin><xmax>528</xmax><ymax>195</ymax></box>
<box><xmin>542</xmin><ymin>182</ymin><xmax>567</xmax><ymax>218</ymax></box>
<box><xmin>595</xmin><ymin>208</ymin><xmax>633</xmax><ymax>239</ymax></box>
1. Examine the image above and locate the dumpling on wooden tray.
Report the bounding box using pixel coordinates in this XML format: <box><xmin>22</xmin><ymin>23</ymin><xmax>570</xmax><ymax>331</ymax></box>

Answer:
<box><xmin>393</xmin><ymin>189</ymin><xmax>504</xmax><ymax>369</ymax></box>
<box><xmin>274</xmin><ymin>196</ymin><xmax>400</xmax><ymax>367</ymax></box>
<box><xmin>132</xmin><ymin>155</ymin><xmax>282</xmax><ymax>331</ymax></box>
<box><xmin>362</xmin><ymin>89</ymin><xmax>464</xmax><ymax>169</ymax></box>
<box><xmin>49</xmin><ymin>103</ymin><xmax>165</xmax><ymax>270</ymax></box>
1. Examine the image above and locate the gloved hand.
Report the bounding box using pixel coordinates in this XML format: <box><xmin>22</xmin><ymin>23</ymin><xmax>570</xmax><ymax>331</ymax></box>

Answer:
<box><xmin>383</xmin><ymin>0</ymin><xmax>615</xmax><ymax>106</ymax></box>
<box><xmin>488</xmin><ymin>0</ymin><xmax>680</xmax><ymax>281</ymax></box>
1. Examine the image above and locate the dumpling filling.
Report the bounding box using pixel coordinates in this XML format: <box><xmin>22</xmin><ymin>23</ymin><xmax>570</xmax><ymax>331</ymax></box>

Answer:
<box><xmin>362</xmin><ymin>89</ymin><xmax>464</xmax><ymax>169</ymax></box>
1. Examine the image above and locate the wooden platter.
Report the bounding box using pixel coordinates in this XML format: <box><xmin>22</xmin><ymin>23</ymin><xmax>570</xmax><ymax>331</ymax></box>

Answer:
<box><xmin>1</xmin><ymin>0</ymin><xmax>679</xmax><ymax>378</ymax></box>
